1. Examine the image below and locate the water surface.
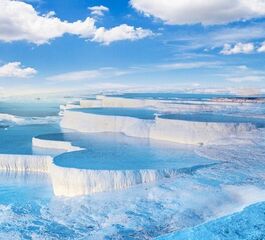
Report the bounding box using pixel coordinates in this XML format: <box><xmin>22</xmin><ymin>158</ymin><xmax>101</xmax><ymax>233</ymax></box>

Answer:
<box><xmin>39</xmin><ymin>132</ymin><xmax>217</xmax><ymax>170</ymax></box>
<box><xmin>160</xmin><ymin>113</ymin><xmax>265</xmax><ymax>127</ymax></box>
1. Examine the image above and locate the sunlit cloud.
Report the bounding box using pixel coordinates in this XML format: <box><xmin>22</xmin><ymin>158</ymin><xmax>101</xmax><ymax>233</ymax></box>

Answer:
<box><xmin>0</xmin><ymin>0</ymin><xmax>153</xmax><ymax>45</ymax></box>
<box><xmin>131</xmin><ymin>0</ymin><xmax>265</xmax><ymax>25</ymax></box>
<box><xmin>88</xmin><ymin>5</ymin><xmax>109</xmax><ymax>17</ymax></box>
<box><xmin>0</xmin><ymin>62</ymin><xmax>37</xmax><ymax>78</ymax></box>
<box><xmin>220</xmin><ymin>42</ymin><xmax>255</xmax><ymax>55</ymax></box>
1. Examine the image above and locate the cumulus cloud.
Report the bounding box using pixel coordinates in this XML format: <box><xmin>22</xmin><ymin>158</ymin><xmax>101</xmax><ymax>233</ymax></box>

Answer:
<box><xmin>0</xmin><ymin>0</ymin><xmax>153</xmax><ymax>45</ymax></box>
<box><xmin>220</xmin><ymin>42</ymin><xmax>255</xmax><ymax>55</ymax></box>
<box><xmin>0</xmin><ymin>62</ymin><xmax>37</xmax><ymax>78</ymax></box>
<box><xmin>130</xmin><ymin>0</ymin><xmax>265</xmax><ymax>25</ymax></box>
<box><xmin>93</xmin><ymin>24</ymin><xmax>154</xmax><ymax>45</ymax></box>
<box><xmin>0</xmin><ymin>0</ymin><xmax>95</xmax><ymax>44</ymax></box>
<box><xmin>220</xmin><ymin>41</ymin><xmax>265</xmax><ymax>55</ymax></box>
<box><xmin>88</xmin><ymin>5</ymin><xmax>109</xmax><ymax>16</ymax></box>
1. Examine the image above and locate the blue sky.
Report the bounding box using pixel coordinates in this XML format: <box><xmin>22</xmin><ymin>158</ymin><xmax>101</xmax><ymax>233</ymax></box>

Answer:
<box><xmin>0</xmin><ymin>0</ymin><xmax>265</xmax><ymax>95</ymax></box>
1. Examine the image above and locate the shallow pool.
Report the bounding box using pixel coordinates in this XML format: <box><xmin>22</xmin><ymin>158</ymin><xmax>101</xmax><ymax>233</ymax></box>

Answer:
<box><xmin>159</xmin><ymin>113</ymin><xmax>265</xmax><ymax>127</ymax></box>
<box><xmin>38</xmin><ymin>132</ymin><xmax>216</xmax><ymax>170</ymax></box>
<box><xmin>0</xmin><ymin>124</ymin><xmax>60</xmax><ymax>154</ymax></box>
<box><xmin>0</xmin><ymin>172</ymin><xmax>53</xmax><ymax>205</ymax></box>
<box><xmin>0</xmin><ymin>100</ymin><xmax>61</xmax><ymax>117</ymax></box>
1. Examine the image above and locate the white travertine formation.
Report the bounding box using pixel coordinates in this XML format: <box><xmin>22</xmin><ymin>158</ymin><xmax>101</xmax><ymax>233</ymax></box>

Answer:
<box><xmin>32</xmin><ymin>137</ymin><xmax>83</xmax><ymax>152</ymax></box>
<box><xmin>0</xmin><ymin>152</ymin><xmax>184</xmax><ymax>197</ymax></box>
<box><xmin>0</xmin><ymin>154</ymin><xmax>52</xmax><ymax>173</ymax></box>
<box><xmin>61</xmin><ymin>110</ymin><xmax>256</xmax><ymax>145</ymax></box>
<box><xmin>61</xmin><ymin>110</ymin><xmax>153</xmax><ymax>139</ymax></box>
<box><xmin>60</xmin><ymin>103</ymin><xmax>81</xmax><ymax>110</ymax></box>
<box><xmin>150</xmin><ymin>117</ymin><xmax>255</xmax><ymax>145</ymax></box>
<box><xmin>50</xmin><ymin>165</ymin><xmax>181</xmax><ymax>197</ymax></box>
<box><xmin>97</xmin><ymin>96</ymin><xmax>155</xmax><ymax>108</ymax></box>
<box><xmin>81</xmin><ymin>96</ymin><xmax>167</xmax><ymax>109</ymax></box>
<box><xmin>79</xmin><ymin>99</ymin><xmax>102</xmax><ymax>108</ymax></box>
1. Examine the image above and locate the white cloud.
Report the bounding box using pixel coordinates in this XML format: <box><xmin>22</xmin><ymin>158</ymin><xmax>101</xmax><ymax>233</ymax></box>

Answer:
<box><xmin>158</xmin><ymin>61</ymin><xmax>220</xmax><ymax>70</ymax></box>
<box><xmin>0</xmin><ymin>62</ymin><xmax>37</xmax><ymax>78</ymax></box>
<box><xmin>211</xmin><ymin>25</ymin><xmax>265</xmax><ymax>46</ymax></box>
<box><xmin>88</xmin><ymin>5</ymin><xmax>109</xmax><ymax>16</ymax></box>
<box><xmin>47</xmin><ymin>70</ymin><xmax>101</xmax><ymax>81</ymax></box>
<box><xmin>93</xmin><ymin>24</ymin><xmax>154</xmax><ymax>45</ymax></box>
<box><xmin>47</xmin><ymin>68</ymin><xmax>129</xmax><ymax>81</ymax></box>
<box><xmin>169</xmin><ymin>24</ymin><xmax>265</xmax><ymax>52</ymax></box>
<box><xmin>130</xmin><ymin>0</ymin><xmax>265</xmax><ymax>25</ymax></box>
<box><xmin>237</xmin><ymin>65</ymin><xmax>249</xmax><ymax>70</ymax></box>
<box><xmin>0</xmin><ymin>0</ymin><xmax>153</xmax><ymax>45</ymax></box>
<box><xmin>220</xmin><ymin>42</ymin><xmax>255</xmax><ymax>55</ymax></box>
<box><xmin>46</xmin><ymin>60</ymin><xmax>219</xmax><ymax>82</ymax></box>
<box><xmin>220</xmin><ymin>41</ymin><xmax>265</xmax><ymax>55</ymax></box>
<box><xmin>0</xmin><ymin>0</ymin><xmax>95</xmax><ymax>44</ymax></box>
<box><xmin>258</xmin><ymin>42</ymin><xmax>265</xmax><ymax>52</ymax></box>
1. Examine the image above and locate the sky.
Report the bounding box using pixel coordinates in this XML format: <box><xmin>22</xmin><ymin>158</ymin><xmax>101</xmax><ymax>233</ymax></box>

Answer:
<box><xmin>0</xmin><ymin>0</ymin><xmax>265</xmax><ymax>95</ymax></box>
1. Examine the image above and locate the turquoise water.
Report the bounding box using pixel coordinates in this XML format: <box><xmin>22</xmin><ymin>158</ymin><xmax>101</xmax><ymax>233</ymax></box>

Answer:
<box><xmin>0</xmin><ymin>172</ymin><xmax>52</xmax><ymax>205</ymax></box>
<box><xmin>71</xmin><ymin>107</ymin><xmax>157</xmax><ymax>119</ymax></box>
<box><xmin>0</xmin><ymin>99</ymin><xmax>60</xmax><ymax>117</ymax></box>
<box><xmin>0</xmin><ymin>122</ymin><xmax>9</xmax><ymax>129</ymax></box>
<box><xmin>0</xmin><ymin>124</ymin><xmax>60</xmax><ymax>154</ymax></box>
<box><xmin>0</xmin><ymin>98</ymin><xmax>62</xmax><ymax>154</ymax></box>
<box><xmin>160</xmin><ymin>113</ymin><xmax>265</xmax><ymax>127</ymax></box>
<box><xmin>40</xmin><ymin>132</ymin><xmax>216</xmax><ymax>170</ymax></box>
<box><xmin>0</xmin><ymin>172</ymin><xmax>80</xmax><ymax>239</ymax></box>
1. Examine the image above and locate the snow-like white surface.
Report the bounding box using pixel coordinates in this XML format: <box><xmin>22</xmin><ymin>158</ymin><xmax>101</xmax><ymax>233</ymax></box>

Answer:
<box><xmin>150</xmin><ymin>117</ymin><xmax>255</xmax><ymax>144</ymax></box>
<box><xmin>80</xmin><ymin>99</ymin><xmax>103</xmax><ymax>108</ymax></box>
<box><xmin>0</xmin><ymin>113</ymin><xmax>24</xmax><ymax>124</ymax></box>
<box><xmin>61</xmin><ymin>110</ymin><xmax>153</xmax><ymax>139</ymax></box>
<box><xmin>61</xmin><ymin>110</ymin><xmax>256</xmax><ymax>145</ymax></box>
<box><xmin>32</xmin><ymin>137</ymin><xmax>83</xmax><ymax>152</ymax></box>
<box><xmin>50</xmin><ymin>166</ymin><xmax>181</xmax><ymax>197</ymax></box>
<box><xmin>0</xmin><ymin>135</ymin><xmax>188</xmax><ymax>197</ymax></box>
<box><xmin>82</xmin><ymin>96</ymin><xmax>169</xmax><ymax>109</ymax></box>
<box><xmin>0</xmin><ymin>152</ymin><xmax>183</xmax><ymax>197</ymax></box>
<box><xmin>0</xmin><ymin>154</ymin><xmax>52</xmax><ymax>173</ymax></box>
<box><xmin>99</xmin><ymin>96</ymin><xmax>157</xmax><ymax>108</ymax></box>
